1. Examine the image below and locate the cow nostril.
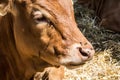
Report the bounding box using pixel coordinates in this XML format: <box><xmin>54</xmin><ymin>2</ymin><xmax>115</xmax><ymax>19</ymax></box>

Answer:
<box><xmin>79</xmin><ymin>48</ymin><xmax>90</xmax><ymax>57</ymax></box>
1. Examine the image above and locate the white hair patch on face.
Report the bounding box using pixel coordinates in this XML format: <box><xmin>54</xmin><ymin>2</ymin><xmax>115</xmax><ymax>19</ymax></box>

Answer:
<box><xmin>0</xmin><ymin>4</ymin><xmax>8</xmax><ymax>16</ymax></box>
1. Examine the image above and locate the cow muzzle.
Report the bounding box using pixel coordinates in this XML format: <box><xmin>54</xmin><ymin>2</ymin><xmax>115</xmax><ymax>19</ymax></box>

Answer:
<box><xmin>60</xmin><ymin>43</ymin><xmax>95</xmax><ymax>68</ymax></box>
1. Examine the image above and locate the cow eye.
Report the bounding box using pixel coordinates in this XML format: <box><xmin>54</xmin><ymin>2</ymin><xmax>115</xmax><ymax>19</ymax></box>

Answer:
<box><xmin>33</xmin><ymin>11</ymin><xmax>43</xmax><ymax>23</ymax></box>
<box><xmin>33</xmin><ymin>11</ymin><xmax>50</xmax><ymax>24</ymax></box>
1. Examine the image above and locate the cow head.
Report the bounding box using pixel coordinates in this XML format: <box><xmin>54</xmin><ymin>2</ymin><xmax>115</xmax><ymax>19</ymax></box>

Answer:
<box><xmin>0</xmin><ymin>0</ymin><xmax>95</xmax><ymax>68</ymax></box>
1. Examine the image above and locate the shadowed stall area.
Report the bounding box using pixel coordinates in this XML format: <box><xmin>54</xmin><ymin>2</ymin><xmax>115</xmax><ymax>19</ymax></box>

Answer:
<box><xmin>76</xmin><ymin>0</ymin><xmax>120</xmax><ymax>32</ymax></box>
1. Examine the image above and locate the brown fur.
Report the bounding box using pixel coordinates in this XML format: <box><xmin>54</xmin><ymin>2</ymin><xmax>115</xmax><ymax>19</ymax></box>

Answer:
<box><xmin>0</xmin><ymin>0</ymin><xmax>94</xmax><ymax>80</ymax></box>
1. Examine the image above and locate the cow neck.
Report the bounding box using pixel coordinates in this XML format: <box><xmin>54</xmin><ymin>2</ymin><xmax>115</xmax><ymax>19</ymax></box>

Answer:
<box><xmin>0</xmin><ymin>12</ymin><xmax>53</xmax><ymax>80</ymax></box>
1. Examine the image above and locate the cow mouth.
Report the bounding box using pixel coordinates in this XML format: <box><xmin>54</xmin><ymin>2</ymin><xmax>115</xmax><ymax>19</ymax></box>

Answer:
<box><xmin>66</xmin><ymin>62</ymin><xmax>85</xmax><ymax>69</ymax></box>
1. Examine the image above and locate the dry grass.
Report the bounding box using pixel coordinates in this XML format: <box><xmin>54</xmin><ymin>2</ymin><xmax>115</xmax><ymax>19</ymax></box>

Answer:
<box><xmin>64</xmin><ymin>50</ymin><xmax>120</xmax><ymax>80</ymax></box>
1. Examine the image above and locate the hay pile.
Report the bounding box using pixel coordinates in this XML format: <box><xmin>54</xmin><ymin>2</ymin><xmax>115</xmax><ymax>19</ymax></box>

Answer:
<box><xmin>64</xmin><ymin>50</ymin><xmax>120</xmax><ymax>80</ymax></box>
<box><xmin>63</xmin><ymin>2</ymin><xmax>120</xmax><ymax>80</ymax></box>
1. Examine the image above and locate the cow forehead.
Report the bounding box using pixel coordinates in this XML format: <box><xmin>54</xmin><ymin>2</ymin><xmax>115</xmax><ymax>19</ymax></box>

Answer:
<box><xmin>6</xmin><ymin>0</ymin><xmax>74</xmax><ymax>21</ymax></box>
<box><xmin>25</xmin><ymin>0</ymin><xmax>75</xmax><ymax>28</ymax></box>
<box><xmin>26</xmin><ymin>0</ymin><xmax>73</xmax><ymax>15</ymax></box>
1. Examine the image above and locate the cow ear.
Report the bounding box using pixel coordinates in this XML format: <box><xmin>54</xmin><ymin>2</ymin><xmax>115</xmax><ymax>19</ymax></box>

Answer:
<box><xmin>0</xmin><ymin>1</ymin><xmax>10</xmax><ymax>16</ymax></box>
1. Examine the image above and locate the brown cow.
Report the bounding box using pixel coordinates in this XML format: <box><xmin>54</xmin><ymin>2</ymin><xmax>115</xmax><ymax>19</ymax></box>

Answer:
<box><xmin>76</xmin><ymin>0</ymin><xmax>120</xmax><ymax>32</ymax></box>
<box><xmin>0</xmin><ymin>0</ymin><xmax>95</xmax><ymax>80</ymax></box>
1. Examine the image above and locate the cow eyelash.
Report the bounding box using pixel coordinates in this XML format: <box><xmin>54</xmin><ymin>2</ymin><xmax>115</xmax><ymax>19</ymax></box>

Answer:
<box><xmin>33</xmin><ymin>11</ymin><xmax>43</xmax><ymax>22</ymax></box>
<box><xmin>33</xmin><ymin>11</ymin><xmax>50</xmax><ymax>24</ymax></box>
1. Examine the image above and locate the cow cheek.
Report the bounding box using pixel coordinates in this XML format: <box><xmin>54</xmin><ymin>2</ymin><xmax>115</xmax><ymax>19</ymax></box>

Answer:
<box><xmin>40</xmin><ymin>36</ymin><xmax>50</xmax><ymax>45</ymax></box>
<box><xmin>40</xmin><ymin>30</ymin><xmax>50</xmax><ymax>45</ymax></box>
<box><xmin>32</xmin><ymin>23</ymin><xmax>51</xmax><ymax>45</ymax></box>
<box><xmin>39</xmin><ymin>28</ymin><xmax>63</xmax><ymax>65</ymax></box>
